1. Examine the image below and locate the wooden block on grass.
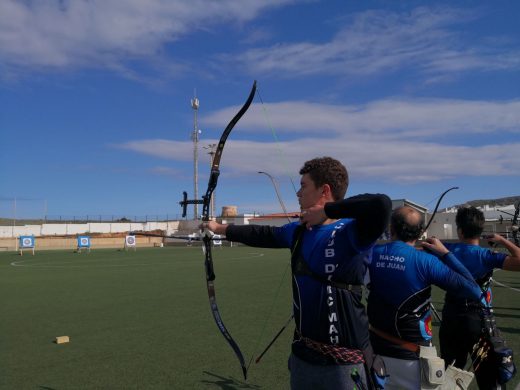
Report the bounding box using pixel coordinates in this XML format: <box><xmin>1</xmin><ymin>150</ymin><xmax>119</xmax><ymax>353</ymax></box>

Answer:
<box><xmin>55</xmin><ymin>336</ymin><xmax>70</xmax><ymax>344</ymax></box>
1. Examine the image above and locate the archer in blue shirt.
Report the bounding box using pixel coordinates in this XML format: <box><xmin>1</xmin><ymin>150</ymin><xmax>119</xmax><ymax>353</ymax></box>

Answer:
<box><xmin>367</xmin><ymin>206</ymin><xmax>481</xmax><ymax>389</ymax></box>
<box><xmin>205</xmin><ymin>156</ymin><xmax>392</xmax><ymax>390</ymax></box>
<box><xmin>440</xmin><ymin>206</ymin><xmax>520</xmax><ymax>389</ymax></box>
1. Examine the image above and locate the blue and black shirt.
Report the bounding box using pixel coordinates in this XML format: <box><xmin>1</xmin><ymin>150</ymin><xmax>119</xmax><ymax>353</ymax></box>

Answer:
<box><xmin>368</xmin><ymin>241</ymin><xmax>482</xmax><ymax>360</ymax></box>
<box><xmin>226</xmin><ymin>193</ymin><xmax>392</xmax><ymax>365</ymax></box>
<box><xmin>443</xmin><ymin>242</ymin><xmax>506</xmax><ymax>308</ymax></box>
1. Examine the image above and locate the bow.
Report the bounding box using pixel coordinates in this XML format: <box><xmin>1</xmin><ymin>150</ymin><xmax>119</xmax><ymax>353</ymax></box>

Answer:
<box><xmin>423</xmin><ymin>187</ymin><xmax>458</xmax><ymax>324</ymax></box>
<box><xmin>497</xmin><ymin>201</ymin><xmax>520</xmax><ymax>246</ymax></box>
<box><xmin>513</xmin><ymin>201</ymin><xmax>519</xmax><ymax>247</ymax></box>
<box><xmin>191</xmin><ymin>81</ymin><xmax>257</xmax><ymax>380</ymax></box>
<box><xmin>423</xmin><ymin>186</ymin><xmax>459</xmax><ymax>235</ymax></box>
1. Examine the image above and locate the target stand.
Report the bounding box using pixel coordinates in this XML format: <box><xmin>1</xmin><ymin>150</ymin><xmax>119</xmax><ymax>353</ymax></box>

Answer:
<box><xmin>76</xmin><ymin>236</ymin><xmax>91</xmax><ymax>253</ymax></box>
<box><xmin>124</xmin><ymin>235</ymin><xmax>137</xmax><ymax>251</ymax></box>
<box><xmin>17</xmin><ymin>235</ymin><xmax>35</xmax><ymax>256</ymax></box>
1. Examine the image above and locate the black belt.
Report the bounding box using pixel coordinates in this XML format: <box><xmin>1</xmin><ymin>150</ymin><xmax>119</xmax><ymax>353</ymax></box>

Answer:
<box><xmin>446</xmin><ymin>298</ymin><xmax>482</xmax><ymax>310</ymax></box>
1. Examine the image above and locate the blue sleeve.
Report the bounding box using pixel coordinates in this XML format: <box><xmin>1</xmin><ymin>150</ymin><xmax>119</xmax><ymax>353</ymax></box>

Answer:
<box><xmin>276</xmin><ymin>222</ymin><xmax>300</xmax><ymax>247</ymax></box>
<box><xmin>483</xmin><ymin>249</ymin><xmax>507</xmax><ymax>269</ymax></box>
<box><xmin>420</xmin><ymin>254</ymin><xmax>482</xmax><ymax>301</ymax></box>
<box><xmin>441</xmin><ymin>252</ymin><xmax>475</xmax><ymax>282</ymax></box>
<box><xmin>225</xmin><ymin>222</ymin><xmax>299</xmax><ymax>248</ymax></box>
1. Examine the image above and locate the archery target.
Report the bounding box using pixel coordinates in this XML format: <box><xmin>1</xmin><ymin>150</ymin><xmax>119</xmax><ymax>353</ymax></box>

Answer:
<box><xmin>77</xmin><ymin>236</ymin><xmax>91</xmax><ymax>247</ymax></box>
<box><xmin>20</xmin><ymin>236</ymin><xmax>34</xmax><ymax>248</ymax></box>
<box><xmin>125</xmin><ymin>235</ymin><xmax>136</xmax><ymax>246</ymax></box>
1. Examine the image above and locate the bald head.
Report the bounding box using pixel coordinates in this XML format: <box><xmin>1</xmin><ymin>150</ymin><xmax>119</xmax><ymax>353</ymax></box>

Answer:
<box><xmin>390</xmin><ymin>206</ymin><xmax>425</xmax><ymax>243</ymax></box>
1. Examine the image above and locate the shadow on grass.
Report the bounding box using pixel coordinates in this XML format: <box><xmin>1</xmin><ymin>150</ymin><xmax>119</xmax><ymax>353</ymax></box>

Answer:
<box><xmin>493</xmin><ymin>312</ymin><xmax>520</xmax><ymax>320</ymax></box>
<box><xmin>497</xmin><ymin>326</ymin><xmax>520</xmax><ymax>335</ymax></box>
<box><xmin>39</xmin><ymin>387</ymin><xmax>57</xmax><ymax>390</ymax></box>
<box><xmin>493</xmin><ymin>306</ymin><xmax>520</xmax><ymax>311</ymax></box>
<box><xmin>201</xmin><ymin>371</ymin><xmax>261</xmax><ymax>390</ymax></box>
<box><xmin>494</xmin><ymin>283</ymin><xmax>520</xmax><ymax>288</ymax></box>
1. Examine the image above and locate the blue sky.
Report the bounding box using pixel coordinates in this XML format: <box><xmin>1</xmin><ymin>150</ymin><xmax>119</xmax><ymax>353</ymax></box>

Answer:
<box><xmin>1</xmin><ymin>0</ymin><xmax>519</xmax><ymax>219</ymax></box>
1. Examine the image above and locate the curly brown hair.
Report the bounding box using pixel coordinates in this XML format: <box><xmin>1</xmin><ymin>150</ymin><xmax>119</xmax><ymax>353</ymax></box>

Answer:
<box><xmin>299</xmin><ymin>157</ymin><xmax>348</xmax><ymax>201</ymax></box>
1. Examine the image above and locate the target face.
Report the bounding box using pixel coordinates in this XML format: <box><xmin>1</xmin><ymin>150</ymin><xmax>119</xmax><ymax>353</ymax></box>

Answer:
<box><xmin>126</xmin><ymin>236</ymin><xmax>135</xmax><ymax>245</ymax></box>
<box><xmin>78</xmin><ymin>236</ymin><xmax>90</xmax><ymax>247</ymax></box>
<box><xmin>22</xmin><ymin>237</ymin><xmax>33</xmax><ymax>247</ymax></box>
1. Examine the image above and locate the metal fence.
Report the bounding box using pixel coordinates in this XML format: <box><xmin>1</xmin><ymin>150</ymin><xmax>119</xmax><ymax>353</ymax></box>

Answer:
<box><xmin>0</xmin><ymin>214</ymin><xmax>186</xmax><ymax>226</ymax></box>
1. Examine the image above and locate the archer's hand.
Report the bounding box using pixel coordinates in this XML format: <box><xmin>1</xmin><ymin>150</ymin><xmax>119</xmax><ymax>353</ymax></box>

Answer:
<box><xmin>483</xmin><ymin>233</ymin><xmax>504</xmax><ymax>245</ymax></box>
<box><xmin>421</xmin><ymin>237</ymin><xmax>449</xmax><ymax>257</ymax></box>
<box><xmin>300</xmin><ymin>205</ymin><xmax>327</xmax><ymax>230</ymax></box>
<box><xmin>200</xmin><ymin>221</ymin><xmax>227</xmax><ymax>235</ymax></box>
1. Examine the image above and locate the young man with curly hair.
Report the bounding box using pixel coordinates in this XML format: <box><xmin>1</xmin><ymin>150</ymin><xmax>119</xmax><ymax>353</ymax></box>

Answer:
<box><xmin>205</xmin><ymin>156</ymin><xmax>391</xmax><ymax>390</ymax></box>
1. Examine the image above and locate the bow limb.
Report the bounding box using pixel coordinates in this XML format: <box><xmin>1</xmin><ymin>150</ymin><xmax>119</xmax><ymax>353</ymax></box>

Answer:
<box><xmin>423</xmin><ymin>186</ymin><xmax>459</xmax><ymax>235</ymax></box>
<box><xmin>201</xmin><ymin>81</ymin><xmax>257</xmax><ymax>381</ymax></box>
<box><xmin>494</xmin><ymin>201</ymin><xmax>519</xmax><ymax>247</ymax></box>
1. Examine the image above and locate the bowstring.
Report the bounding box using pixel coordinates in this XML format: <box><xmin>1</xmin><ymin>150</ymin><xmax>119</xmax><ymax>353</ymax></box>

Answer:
<box><xmin>245</xmin><ymin>85</ymin><xmax>296</xmax><ymax>371</ymax></box>
<box><xmin>256</xmin><ymin>87</ymin><xmax>298</xmax><ymax>194</ymax></box>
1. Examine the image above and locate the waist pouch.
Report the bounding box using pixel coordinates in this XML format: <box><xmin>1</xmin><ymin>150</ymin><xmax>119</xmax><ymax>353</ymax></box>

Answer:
<box><xmin>419</xmin><ymin>346</ymin><xmax>445</xmax><ymax>387</ymax></box>
<box><xmin>440</xmin><ymin>365</ymin><xmax>474</xmax><ymax>390</ymax></box>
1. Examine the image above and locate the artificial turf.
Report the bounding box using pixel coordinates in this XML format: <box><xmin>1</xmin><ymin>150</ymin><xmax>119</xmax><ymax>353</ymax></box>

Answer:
<box><xmin>1</xmin><ymin>246</ymin><xmax>519</xmax><ymax>389</ymax></box>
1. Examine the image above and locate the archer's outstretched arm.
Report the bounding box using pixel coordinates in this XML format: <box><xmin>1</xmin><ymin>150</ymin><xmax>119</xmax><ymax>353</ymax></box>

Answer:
<box><xmin>204</xmin><ymin>221</ymin><xmax>286</xmax><ymax>248</ymax></box>
<box><xmin>487</xmin><ymin>233</ymin><xmax>520</xmax><ymax>271</ymax></box>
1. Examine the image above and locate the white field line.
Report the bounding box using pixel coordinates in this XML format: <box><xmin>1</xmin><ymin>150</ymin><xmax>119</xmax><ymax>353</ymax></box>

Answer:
<box><xmin>492</xmin><ymin>279</ymin><xmax>520</xmax><ymax>293</ymax></box>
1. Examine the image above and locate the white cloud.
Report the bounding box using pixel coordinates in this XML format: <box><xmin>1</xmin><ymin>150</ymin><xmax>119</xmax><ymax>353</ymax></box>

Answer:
<box><xmin>202</xmin><ymin>98</ymin><xmax>520</xmax><ymax>139</ymax></box>
<box><xmin>149</xmin><ymin>166</ymin><xmax>183</xmax><ymax>177</ymax></box>
<box><xmin>0</xmin><ymin>0</ymin><xmax>296</xmax><ymax>73</ymax></box>
<box><xmin>231</xmin><ymin>6</ymin><xmax>520</xmax><ymax>78</ymax></box>
<box><xmin>115</xmin><ymin>139</ymin><xmax>193</xmax><ymax>160</ymax></box>
<box><xmin>114</xmin><ymin>97</ymin><xmax>520</xmax><ymax>183</ymax></box>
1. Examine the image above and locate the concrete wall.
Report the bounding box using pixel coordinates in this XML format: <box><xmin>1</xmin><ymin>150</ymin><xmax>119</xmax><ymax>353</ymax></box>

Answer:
<box><xmin>0</xmin><ymin>235</ymin><xmax>163</xmax><ymax>252</ymax></box>
<box><xmin>0</xmin><ymin>221</ymin><xmax>181</xmax><ymax>238</ymax></box>
<box><xmin>0</xmin><ymin>220</ymin><xmax>181</xmax><ymax>251</ymax></box>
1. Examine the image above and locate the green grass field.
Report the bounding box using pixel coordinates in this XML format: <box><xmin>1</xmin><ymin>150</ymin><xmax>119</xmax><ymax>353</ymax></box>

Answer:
<box><xmin>1</xmin><ymin>247</ymin><xmax>519</xmax><ymax>389</ymax></box>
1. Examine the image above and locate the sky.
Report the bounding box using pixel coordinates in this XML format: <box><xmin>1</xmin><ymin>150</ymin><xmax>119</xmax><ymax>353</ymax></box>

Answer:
<box><xmin>1</xmin><ymin>0</ymin><xmax>519</xmax><ymax>220</ymax></box>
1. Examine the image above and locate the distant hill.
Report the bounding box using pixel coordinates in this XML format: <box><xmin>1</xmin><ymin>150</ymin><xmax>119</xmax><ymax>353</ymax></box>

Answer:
<box><xmin>454</xmin><ymin>195</ymin><xmax>520</xmax><ymax>208</ymax></box>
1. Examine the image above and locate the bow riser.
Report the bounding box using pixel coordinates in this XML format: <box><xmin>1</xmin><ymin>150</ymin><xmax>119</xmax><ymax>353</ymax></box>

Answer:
<box><xmin>204</xmin><ymin>235</ymin><xmax>216</xmax><ymax>281</ymax></box>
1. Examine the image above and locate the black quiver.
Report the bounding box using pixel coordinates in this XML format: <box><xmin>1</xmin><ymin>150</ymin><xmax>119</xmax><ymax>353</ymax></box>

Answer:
<box><xmin>473</xmin><ymin>307</ymin><xmax>516</xmax><ymax>385</ymax></box>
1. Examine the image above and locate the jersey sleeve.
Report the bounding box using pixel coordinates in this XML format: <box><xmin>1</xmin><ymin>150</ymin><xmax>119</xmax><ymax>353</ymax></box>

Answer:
<box><xmin>483</xmin><ymin>249</ymin><xmax>507</xmax><ymax>269</ymax></box>
<box><xmin>225</xmin><ymin>222</ymin><xmax>299</xmax><ymax>248</ymax></box>
<box><xmin>418</xmin><ymin>253</ymin><xmax>482</xmax><ymax>301</ymax></box>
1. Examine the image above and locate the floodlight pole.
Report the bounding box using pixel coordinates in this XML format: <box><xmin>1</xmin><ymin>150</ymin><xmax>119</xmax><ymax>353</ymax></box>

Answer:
<box><xmin>13</xmin><ymin>197</ymin><xmax>16</xmax><ymax>236</ymax></box>
<box><xmin>191</xmin><ymin>91</ymin><xmax>200</xmax><ymax>220</ymax></box>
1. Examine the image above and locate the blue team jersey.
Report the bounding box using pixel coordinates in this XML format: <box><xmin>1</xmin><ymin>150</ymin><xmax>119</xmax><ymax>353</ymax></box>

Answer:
<box><xmin>444</xmin><ymin>243</ymin><xmax>506</xmax><ymax>280</ymax></box>
<box><xmin>368</xmin><ymin>241</ymin><xmax>481</xmax><ymax>359</ymax></box>
<box><xmin>275</xmin><ymin>219</ymin><xmax>373</xmax><ymax>356</ymax></box>
<box><xmin>444</xmin><ymin>242</ymin><xmax>506</xmax><ymax>306</ymax></box>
